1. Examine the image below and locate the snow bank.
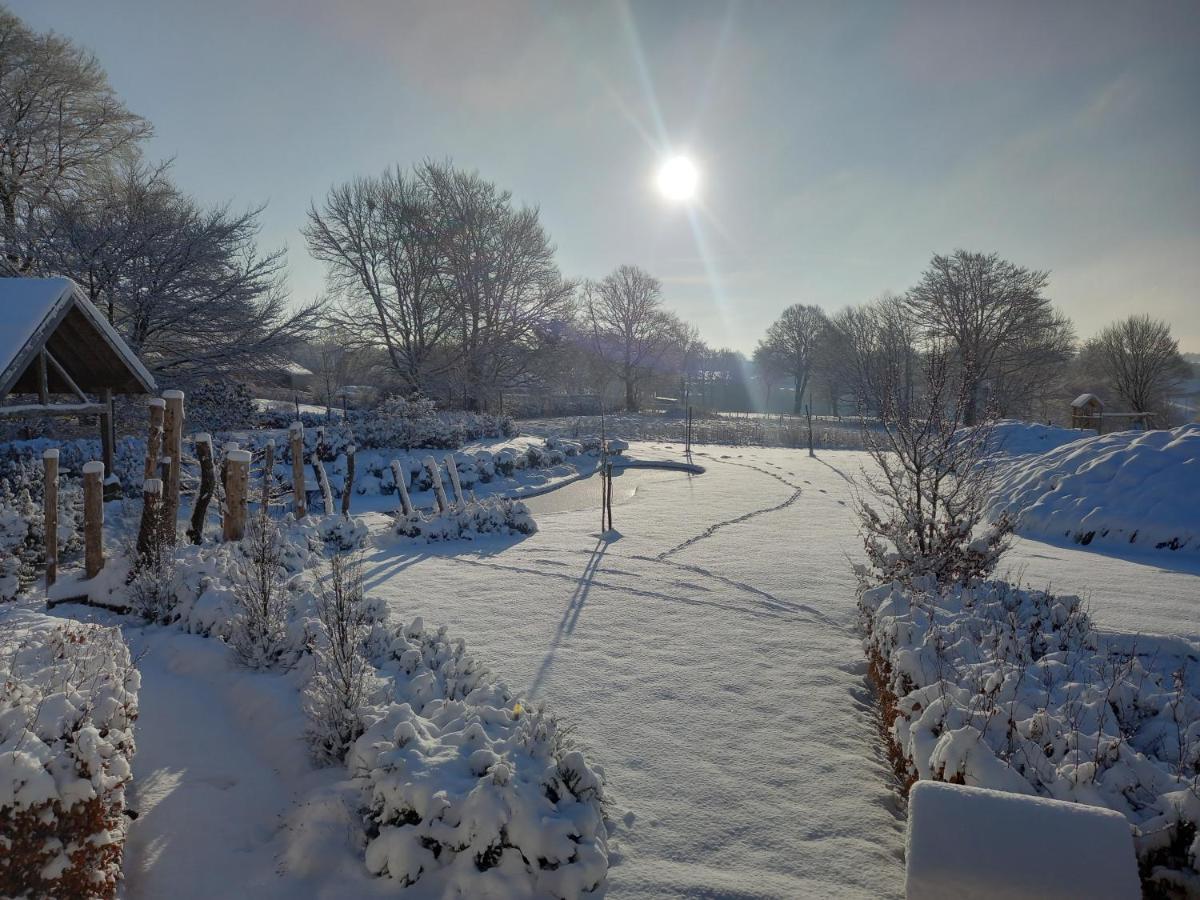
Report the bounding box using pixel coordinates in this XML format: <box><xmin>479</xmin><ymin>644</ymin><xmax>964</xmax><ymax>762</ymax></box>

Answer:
<box><xmin>0</xmin><ymin>607</ymin><xmax>139</xmax><ymax>899</ymax></box>
<box><xmin>860</xmin><ymin>575</ymin><xmax>1200</xmax><ymax>888</ymax></box>
<box><xmin>352</xmin><ymin>617</ymin><xmax>608</xmax><ymax>896</ymax></box>
<box><xmin>986</xmin><ymin>425</ymin><xmax>1200</xmax><ymax>554</ymax></box>
<box><xmin>906</xmin><ymin>781</ymin><xmax>1140</xmax><ymax>899</ymax></box>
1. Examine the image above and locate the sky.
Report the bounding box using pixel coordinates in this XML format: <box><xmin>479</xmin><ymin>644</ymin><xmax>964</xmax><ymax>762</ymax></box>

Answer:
<box><xmin>11</xmin><ymin>0</ymin><xmax>1200</xmax><ymax>353</ymax></box>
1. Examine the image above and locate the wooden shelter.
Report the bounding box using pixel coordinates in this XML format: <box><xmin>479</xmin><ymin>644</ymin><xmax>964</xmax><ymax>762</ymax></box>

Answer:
<box><xmin>1070</xmin><ymin>393</ymin><xmax>1103</xmax><ymax>431</ymax></box>
<box><xmin>0</xmin><ymin>277</ymin><xmax>156</xmax><ymax>474</ymax></box>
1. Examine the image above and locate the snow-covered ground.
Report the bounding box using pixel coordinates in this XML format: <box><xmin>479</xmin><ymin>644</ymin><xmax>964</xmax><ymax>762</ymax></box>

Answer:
<box><xmin>27</xmin><ymin>440</ymin><xmax>1197</xmax><ymax>897</ymax></box>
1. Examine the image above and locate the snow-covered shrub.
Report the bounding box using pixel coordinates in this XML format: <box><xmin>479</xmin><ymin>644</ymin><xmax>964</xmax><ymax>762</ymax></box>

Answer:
<box><xmin>186</xmin><ymin>380</ymin><xmax>257</xmax><ymax>433</ymax></box>
<box><xmin>229</xmin><ymin>518</ymin><xmax>297</xmax><ymax>670</ymax></box>
<box><xmin>304</xmin><ymin>552</ymin><xmax>376</xmax><ymax>764</ymax></box>
<box><xmin>394</xmin><ymin>497</ymin><xmax>536</xmax><ymax>542</ymax></box>
<box><xmin>0</xmin><ymin>437</ymin><xmax>144</xmax><ymax>500</ymax></box>
<box><xmin>127</xmin><ymin>544</ymin><xmax>178</xmax><ymax>624</ymax></box>
<box><xmin>860</xmin><ymin>575</ymin><xmax>1200</xmax><ymax>889</ymax></box>
<box><xmin>351</xmin><ymin>618</ymin><xmax>608</xmax><ymax>896</ymax></box>
<box><xmin>0</xmin><ymin>608</ymin><xmax>139</xmax><ymax>899</ymax></box>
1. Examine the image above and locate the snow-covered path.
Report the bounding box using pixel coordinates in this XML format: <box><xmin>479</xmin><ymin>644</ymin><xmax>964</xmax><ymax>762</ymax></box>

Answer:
<box><xmin>363</xmin><ymin>447</ymin><xmax>909</xmax><ymax>898</ymax></box>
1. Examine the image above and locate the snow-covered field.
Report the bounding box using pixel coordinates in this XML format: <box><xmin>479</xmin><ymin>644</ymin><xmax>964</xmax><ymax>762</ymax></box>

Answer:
<box><xmin>11</xmin><ymin>437</ymin><xmax>1197</xmax><ymax>897</ymax></box>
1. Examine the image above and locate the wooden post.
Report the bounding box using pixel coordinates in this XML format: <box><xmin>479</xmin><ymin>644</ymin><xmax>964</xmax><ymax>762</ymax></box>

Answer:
<box><xmin>100</xmin><ymin>387</ymin><xmax>114</xmax><ymax>488</ymax></box>
<box><xmin>423</xmin><ymin>456</ymin><xmax>448</xmax><ymax>513</ymax></box>
<box><xmin>161</xmin><ymin>391</ymin><xmax>184</xmax><ymax>546</ymax></box>
<box><xmin>82</xmin><ymin>461</ymin><xmax>104</xmax><ymax>579</ymax></box>
<box><xmin>37</xmin><ymin>350</ymin><xmax>48</xmax><ymax>404</ymax></box>
<box><xmin>341</xmin><ymin>444</ymin><xmax>355</xmax><ymax>517</ymax></box>
<box><xmin>187</xmin><ymin>434</ymin><xmax>214</xmax><ymax>544</ymax></box>
<box><xmin>144</xmin><ymin>398</ymin><xmax>165</xmax><ymax>479</ymax></box>
<box><xmin>223</xmin><ymin>449</ymin><xmax>250</xmax><ymax>541</ymax></box>
<box><xmin>261</xmin><ymin>439</ymin><xmax>275</xmax><ymax>520</ymax></box>
<box><xmin>805</xmin><ymin>403</ymin><xmax>814</xmax><ymax>457</ymax></box>
<box><xmin>137</xmin><ymin>478</ymin><xmax>162</xmax><ymax>562</ymax></box>
<box><xmin>444</xmin><ymin>452</ymin><xmax>465</xmax><ymax>507</ymax></box>
<box><xmin>289</xmin><ymin>422</ymin><xmax>307</xmax><ymax>519</ymax></box>
<box><xmin>606</xmin><ymin>460</ymin><xmax>614</xmax><ymax>531</ymax></box>
<box><xmin>313</xmin><ymin>427</ymin><xmax>334</xmax><ymax>516</ymax></box>
<box><xmin>43</xmin><ymin>449</ymin><xmax>58</xmax><ymax>587</ymax></box>
<box><xmin>390</xmin><ymin>459</ymin><xmax>413</xmax><ymax>517</ymax></box>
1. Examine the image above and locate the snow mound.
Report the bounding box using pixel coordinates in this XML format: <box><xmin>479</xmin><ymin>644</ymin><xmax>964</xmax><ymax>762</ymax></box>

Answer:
<box><xmin>0</xmin><ymin>607</ymin><xmax>139</xmax><ymax>899</ymax></box>
<box><xmin>978</xmin><ymin>419</ymin><xmax>1093</xmax><ymax>458</ymax></box>
<box><xmin>987</xmin><ymin>424</ymin><xmax>1200</xmax><ymax>553</ymax></box>
<box><xmin>351</xmin><ymin>618</ymin><xmax>608</xmax><ymax>897</ymax></box>
<box><xmin>906</xmin><ymin>780</ymin><xmax>1140</xmax><ymax>899</ymax></box>
<box><xmin>860</xmin><ymin>575</ymin><xmax>1200</xmax><ymax>888</ymax></box>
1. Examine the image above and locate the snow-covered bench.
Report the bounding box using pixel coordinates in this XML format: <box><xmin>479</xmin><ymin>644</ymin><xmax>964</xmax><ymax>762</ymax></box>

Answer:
<box><xmin>905</xmin><ymin>781</ymin><xmax>1140</xmax><ymax>899</ymax></box>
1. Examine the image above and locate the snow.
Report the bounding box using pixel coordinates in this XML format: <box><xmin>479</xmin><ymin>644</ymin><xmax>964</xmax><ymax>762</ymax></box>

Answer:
<box><xmin>0</xmin><ymin>277</ymin><xmax>74</xmax><ymax>378</ymax></box>
<box><xmin>980</xmin><ymin>419</ymin><xmax>1094</xmax><ymax>457</ymax></box>
<box><xmin>987</xmin><ymin>424</ymin><xmax>1200</xmax><ymax>555</ymax></box>
<box><xmin>905</xmin><ymin>781</ymin><xmax>1140</xmax><ymax>899</ymax></box>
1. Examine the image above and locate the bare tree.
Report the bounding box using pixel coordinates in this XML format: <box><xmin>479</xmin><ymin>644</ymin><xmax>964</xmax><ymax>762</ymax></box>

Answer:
<box><xmin>757</xmin><ymin>303</ymin><xmax>829</xmax><ymax>414</ymax></box>
<box><xmin>1083</xmin><ymin>314</ymin><xmax>1190</xmax><ymax>426</ymax></box>
<box><xmin>830</xmin><ymin>295</ymin><xmax>919</xmax><ymax>416</ymax></box>
<box><xmin>584</xmin><ymin>265</ymin><xmax>685</xmax><ymax>411</ymax></box>
<box><xmin>419</xmin><ymin>161</ymin><xmax>574</xmax><ymax>410</ymax></box>
<box><xmin>0</xmin><ymin>8</ymin><xmax>150</xmax><ymax>269</ymax></box>
<box><xmin>28</xmin><ymin>160</ymin><xmax>321</xmax><ymax>383</ymax></box>
<box><xmin>905</xmin><ymin>250</ymin><xmax>1067</xmax><ymax>424</ymax></box>
<box><xmin>305</xmin><ymin>167</ymin><xmax>450</xmax><ymax>393</ymax></box>
<box><xmin>855</xmin><ymin>346</ymin><xmax>1013</xmax><ymax>587</ymax></box>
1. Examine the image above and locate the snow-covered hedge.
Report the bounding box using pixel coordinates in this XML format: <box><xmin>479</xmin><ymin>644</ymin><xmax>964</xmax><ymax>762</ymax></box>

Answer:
<box><xmin>986</xmin><ymin>424</ymin><xmax>1199</xmax><ymax>554</ymax></box>
<box><xmin>860</xmin><ymin>576</ymin><xmax>1200</xmax><ymax>890</ymax></box>
<box><xmin>259</xmin><ymin>405</ymin><xmax>516</xmax><ymax>456</ymax></box>
<box><xmin>351</xmin><ymin>617</ymin><xmax>608</xmax><ymax>896</ymax></box>
<box><xmin>0</xmin><ymin>608</ymin><xmax>139</xmax><ymax>899</ymax></box>
<box><xmin>394</xmin><ymin>497</ymin><xmax>537</xmax><ymax>542</ymax></box>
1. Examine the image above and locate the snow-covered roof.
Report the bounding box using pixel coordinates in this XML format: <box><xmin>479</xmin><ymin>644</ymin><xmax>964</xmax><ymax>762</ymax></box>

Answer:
<box><xmin>1071</xmin><ymin>393</ymin><xmax>1102</xmax><ymax>409</ymax></box>
<box><xmin>283</xmin><ymin>361</ymin><xmax>313</xmax><ymax>376</ymax></box>
<box><xmin>0</xmin><ymin>277</ymin><xmax>156</xmax><ymax>399</ymax></box>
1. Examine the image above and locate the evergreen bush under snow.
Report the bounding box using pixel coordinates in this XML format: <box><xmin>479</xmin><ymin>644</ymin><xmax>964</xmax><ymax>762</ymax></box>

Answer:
<box><xmin>860</xmin><ymin>576</ymin><xmax>1200</xmax><ymax>892</ymax></box>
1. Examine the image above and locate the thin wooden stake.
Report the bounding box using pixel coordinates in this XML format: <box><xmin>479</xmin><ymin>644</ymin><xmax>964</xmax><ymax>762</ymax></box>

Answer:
<box><xmin>43</xmin><ymin>449</ymin><xmax>58</xmax><ymax>587</ymax></box>
<box><xmin>423</xmin><ymin>456</ymin><xmax>449</xmax><ymax>513</ymax></box>
<box><xmin>223</xmin><ymin>449</ymin><xmax>250</xmax><ymax>541</ymax></box>
<box><xmin>262</xmin><ymin>439</ymin><xmax>276</xmax><ymax>520</ymax></box>
<box><xmin>289</xmin><ymin>422</ymin><xmax>307</xmax><ymax>519</ymax></box>
<box><xmin>187</xmin><ymin>434</ymin><xmax>215</xmax><ymax>544</ymax></box>
<box><xmin>341</xmin><ymin>444</ymin><xmax>355</xmax><ymax>517</ymax></box>
<box><xmin>390</xmin><ymin>460</ymin><xmax>413</xmax><ymax>517</ymax></box>
<box><xmin>82</xmin><ymin>461</ymin><xmax>104</xmax><ymax>579</ymax></box>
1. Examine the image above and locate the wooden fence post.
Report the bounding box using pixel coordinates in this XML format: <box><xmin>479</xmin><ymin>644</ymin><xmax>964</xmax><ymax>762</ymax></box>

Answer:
<box><xmin>261</xmin><ymin>439</ymin><xmax>275</xmax><ymax>520</ymax></box>
<box><xmin>423</xmin><ymin>456</ymin><xmax>449</xmax><ymax>512</ymax></box>
<box><xmin>82</xmin><ymin>461</ymin><xmax>104</xmax><ymax>578</ymax></box>
<box><xmin>144</xmin><ymin>398</ymin><xmax>165</xmax><ymax>479</ymax></box>
<box><xmin>161</xmin><ymin>390</ymin><xmax>184</xmax><ymax>545</ymax></box>
<box><xmin>444</xmin><ymin>452</ymin><xmax>465</xmax><ymax>507</ymax></box>
<box><xmin>390</xmin><ymin>459</ymin><xmax>413</xmax><ymax>517</ymax></box>
<box><xmin>289</xmin><ymin>422</ymin><xmax>307</xmax><ymax>519</ymax></box>
<box><xmin>137</xmin><ymin>478</ymin><xmax>162</xmax><ymax>562</ymax></box>
<box><xmin>223</xmin><ymin>449</ymin><xmax>250</xmax><ymax>541</ymax></box>
<box><xmin>43</xmin><ymin>449</ymin><xmax>58</xmax><ymax>587</ymax></box>
<box><xmin>341</xmin><ymin>444</ymin><xmax>355</xmax><ymax>517</ymax></box>
<box><xmin>187</xmin><ymin>434</ymin><xmax>214</xmax><ymax>544</ymax></box>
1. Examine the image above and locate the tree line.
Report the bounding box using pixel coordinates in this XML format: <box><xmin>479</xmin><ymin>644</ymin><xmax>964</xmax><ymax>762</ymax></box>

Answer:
<box><xmin>1</xmin><ymin>7</ymin><xmax>1191</xmax><ymax>424</ymax></box>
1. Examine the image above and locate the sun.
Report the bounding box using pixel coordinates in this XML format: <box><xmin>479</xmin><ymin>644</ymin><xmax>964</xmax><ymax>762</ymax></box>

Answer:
<box><xmin>656</xmin><ymin>154</ymin><xmax>699</xmax><ymax>203</ymax></box>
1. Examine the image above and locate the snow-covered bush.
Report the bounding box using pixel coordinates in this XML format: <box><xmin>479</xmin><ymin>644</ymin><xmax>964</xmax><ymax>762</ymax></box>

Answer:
<box><xmin>986</xmin><ymin>424</ymin><xmax>1200</xmax><ymax>554</ymax></box>
<box><xmin>0</xmin><ymin>608</ymin><xmax>139</xmax><ymax>899</ymax></box>
<box><xmin>394</xmin><ymin>497</ymin><xmax>537</xmax><ymax>542</ymax></box>
<box><xmin>351</xmin><ymin>618</ymin><xmax>608</xmax><ymax>896</ymax></box>
<box><xmin>860</xmin><ymin>576</ymin><xmax>1200</xmax><ymax>890</ymax></box>
<box><xmin>304</xmin><ymin>552</ymin><xmax>376</xmax><ymax>764</ymax></box>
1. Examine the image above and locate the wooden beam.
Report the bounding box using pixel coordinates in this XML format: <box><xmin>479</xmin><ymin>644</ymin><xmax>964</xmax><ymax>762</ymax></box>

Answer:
<box><xmin>37</xmin><ymin>350</ymin><xmax>48</xmax><ymax>404</ymax></box>
<box><xmin>43</xmin><ymin>348</ymin><xmax>89</xmax><ymax>402</ymax></box>
<box><xmin>0</xmin><ymin>403</ymin><xmax>105</xmax><ymax>418</ymax></box>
